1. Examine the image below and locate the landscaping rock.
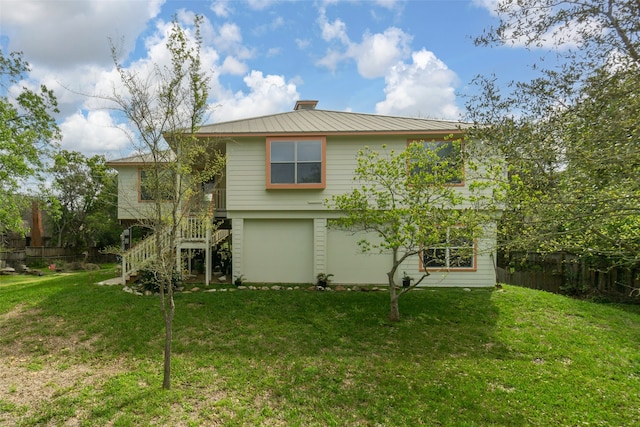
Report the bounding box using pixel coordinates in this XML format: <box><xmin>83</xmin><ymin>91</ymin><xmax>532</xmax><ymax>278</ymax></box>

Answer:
<box><xmin>1</xmin><ymin>267</ymin><xmax>16</xmax><ymax>275</ymax></box>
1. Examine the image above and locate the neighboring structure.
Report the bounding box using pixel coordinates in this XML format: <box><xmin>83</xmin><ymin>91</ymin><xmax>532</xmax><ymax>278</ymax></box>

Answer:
<box><xmin>108</xmin><ymin>101</ymin><xmax>499</xmax><ymax>287</ymax></box>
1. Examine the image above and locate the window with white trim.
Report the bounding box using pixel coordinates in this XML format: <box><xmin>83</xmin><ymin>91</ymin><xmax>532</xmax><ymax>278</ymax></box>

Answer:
<box><xmin>422</xmin><ymin>228</ymin><xmax>475</xmax><ymax>270</ymax></box>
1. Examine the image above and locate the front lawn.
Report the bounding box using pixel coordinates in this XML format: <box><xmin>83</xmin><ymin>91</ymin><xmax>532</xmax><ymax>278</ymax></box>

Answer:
<box><xmin>1</xmin><ymin>270</ymin><xmax>639</xmax><ymax>426</ymax></box>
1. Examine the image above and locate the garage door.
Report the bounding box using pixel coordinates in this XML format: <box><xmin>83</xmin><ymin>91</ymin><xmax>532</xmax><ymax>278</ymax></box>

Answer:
<box><xmin>243</xmin><ymin>219</ymin><xmax>313</xmax><ymax>283</ymax></box>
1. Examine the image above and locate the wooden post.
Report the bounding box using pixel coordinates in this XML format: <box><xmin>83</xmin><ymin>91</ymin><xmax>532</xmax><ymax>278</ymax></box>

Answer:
<box><xmin>31</xmin><ymin>201</ymin><xmax>44</xmax><ymax>247</ymax></box>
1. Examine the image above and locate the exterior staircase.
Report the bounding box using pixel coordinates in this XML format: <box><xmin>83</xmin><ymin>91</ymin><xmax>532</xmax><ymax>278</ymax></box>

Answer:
<box><xmin>121</xmin><ymin>218</ymin><xmax>230</xmax><ymax>286</ymax></box>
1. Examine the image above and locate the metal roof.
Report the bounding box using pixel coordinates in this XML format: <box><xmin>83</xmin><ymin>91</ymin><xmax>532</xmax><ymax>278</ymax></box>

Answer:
<box><xmin>196</xmin><ymin>108</ymin><xmax>471</xmax><ymax>136</ymax></box>
<box><xmin>106</xmin><ymin>150</ymin><xmax>175</xmax><ymax>166</ymax></box>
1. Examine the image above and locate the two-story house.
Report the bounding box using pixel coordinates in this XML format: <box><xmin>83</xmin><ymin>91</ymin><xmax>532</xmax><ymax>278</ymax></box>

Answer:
<box><xmin>108</xmin><ymin>100</ymin><xmax>499</xmax><ymax>287</ymax></box>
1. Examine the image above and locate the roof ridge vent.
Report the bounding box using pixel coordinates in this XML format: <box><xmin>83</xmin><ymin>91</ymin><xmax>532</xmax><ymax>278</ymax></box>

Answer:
<box><xmin>294</xmin><ymin>100</ymin><xmax>318</xmax><ymax>110</ymax></box>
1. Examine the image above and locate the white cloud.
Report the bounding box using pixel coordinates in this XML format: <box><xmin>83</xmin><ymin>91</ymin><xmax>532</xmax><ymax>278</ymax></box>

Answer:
<box><xmin>210</xmin><ymin>0</ymin><xmax>232</xmax><ymax>17</ymax></box>
<box><xmin>296</xmin><ymin>38</ymin><xmax>311</xmax><ymax>50</ymax></box>
<box><xmin>375</xmin><ymin>0</ymin><xmax>400</xmax><ymax>10</ymax></box>
<box><xmin>210</xmin><ymin>70</ymin><xmax>299</xmax><ymax>122</ymax></box>
<box><xmin>217</xmin><ymin>22</ymin><xmax>243</xmax><ymax>46</ymax></box>
<box><xmin>472</xmin><ymin>0</ymin><xmax>499</xmax><ymax>16</ymax></box>
<box><xmin>471</xmin><ymin>0</ymin><xmax>597</xmax><ymax>50</ymax></box>
<box><xmin>0</xmin><ymin>0</ymin><xmax>164</xmax><ymax>69</ymax></box>
<box><xmin>246</xmin><ymin>0</ymin><xmax>278</xmax><ymax>10</ymax></box>
<box><xmin>316</xmin><ymin>7</ymin><xmax>412</xmax><ymax>79</ymax></box>
<box><xmin>316</xmin><ymin>49</ymin><xmax>347</xmax><ymax>73</ymax></box>
<box><xmin>221</xmin><ymin>56</ymin><xmax>248</xmax><ymax>75</ymax></box>
<box><xmin>348</xmin><ymin>28</ymin><xmax>412</xmax><ymax>78</ymax></box>
<box><xmin>266</xmin><ymin>47</ymin><xmax>282</xmax><ymax>57</ymax></box>
<box><xmin>320</xmin><ymin>16</ymin><xmax>349</xmax><ymax>44</ymax></box>
<box><xmin>375</xmin><ymin>49</ymin><xmax>460</xmax><ymax>120</ymax></box>
<box><xmin>59</xmin><ymin>110</ymin><xmax>133</xmax><ymax>157</ymax></box>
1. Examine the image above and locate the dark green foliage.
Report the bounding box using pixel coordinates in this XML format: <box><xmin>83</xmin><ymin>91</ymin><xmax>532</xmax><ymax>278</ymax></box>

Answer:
<box><xmin>136</xmin><ymin>269</ymin><xmax>181</xmax><ymax>293</ymax></box>
<box><xmin>0</xmin><ymin>50</ymin><xmax>60</xmax><ymax>234</ymax></box>
<box><xmin>316</xmin><ymin>272</ymin><xmax>333</xmax><ymax>288</ymax></box>
<box><xmin>466</xmin><ymin>0</ymin><xmax>640</xmax><ymax>274</ymax></box>
<box><xmin>46</xmin><ymin>150</ymin><xmax>122</xmax><ymax>251</ymax></box>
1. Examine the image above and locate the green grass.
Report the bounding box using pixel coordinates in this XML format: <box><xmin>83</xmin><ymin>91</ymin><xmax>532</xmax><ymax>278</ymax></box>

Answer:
<box><xmin>1</xmin><ymin>270</ymin><xmax>639</xmax><ymax>426</ymax></box>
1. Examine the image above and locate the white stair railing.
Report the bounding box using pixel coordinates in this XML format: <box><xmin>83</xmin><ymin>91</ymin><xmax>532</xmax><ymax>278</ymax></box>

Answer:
<box><xmin>121</xmin><ymin>228</ymin><xmax>171</xmax><ymax>284</ymax></box>
<box><xmin>121</xmin><ymin>219</ymin><xmax>230</xmax><ymax>284</ymax></box>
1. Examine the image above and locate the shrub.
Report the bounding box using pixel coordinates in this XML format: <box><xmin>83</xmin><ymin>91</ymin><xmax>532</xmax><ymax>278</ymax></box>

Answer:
<box><xmin>136</xmin><ymin>269</ymin><xmax>181</xmax><ymax>293</ymax></box>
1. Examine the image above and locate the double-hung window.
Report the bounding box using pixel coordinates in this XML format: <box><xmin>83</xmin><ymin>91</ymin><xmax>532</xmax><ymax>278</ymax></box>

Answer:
<box><xmin>266</xmin><ymin>137</ymin><xmax>325</xmax><ymax>189</ymax></box>
<box><xmin>422</xmin><ymin>228</ymin><xmax>476</xmax><ymax>271</ymax></box>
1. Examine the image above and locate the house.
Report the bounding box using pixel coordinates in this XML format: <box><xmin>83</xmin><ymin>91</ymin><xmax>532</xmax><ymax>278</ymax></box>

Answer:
<box><xmin>108</xmin><ymin>100</ymin><xmax>499</xmax><ymax>287</ymax></box>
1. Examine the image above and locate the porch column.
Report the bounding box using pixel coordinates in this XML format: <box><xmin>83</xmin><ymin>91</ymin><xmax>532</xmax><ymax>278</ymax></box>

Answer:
<box><xmin>313</xmin><ymin>218</ymin><xmax>328</xmax><ymax>280</ymax></box>
<box><xmin>205</xmin><ymin>227</ymin><xmax>211</xmax><ymax>286</ymax></box>
<box><xmin>232</xmin><ymin>218</ymin><xmax>243</xmax><ymax>283</ymax></box>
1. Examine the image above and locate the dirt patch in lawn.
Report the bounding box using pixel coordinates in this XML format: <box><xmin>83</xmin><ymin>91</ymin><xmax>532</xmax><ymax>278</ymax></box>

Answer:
<box><xmin>0</xmin><ymin>304</ymin><xmax>234</xmax><ymax>426</ymax></box>
<box><xmin>0</xmin><ymin>305</ymin><xmax>128</xmax><ymax>425</ymax></box>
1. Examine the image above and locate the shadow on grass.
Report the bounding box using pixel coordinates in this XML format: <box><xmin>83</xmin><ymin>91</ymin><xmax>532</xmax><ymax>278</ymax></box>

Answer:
<box><xmin>5</xmin><ymin>273</ymin><xmax>640</xmax><ymax>427</ymax></box>
<box><xmin>0</xmin><ymin>270</ymin><xmax>506</xmax><ymax>363</ymax></box>
<box><xmin>17</xmin><ymin>275</ymin><xmax>504</xmax><ymax>363</ymax></box>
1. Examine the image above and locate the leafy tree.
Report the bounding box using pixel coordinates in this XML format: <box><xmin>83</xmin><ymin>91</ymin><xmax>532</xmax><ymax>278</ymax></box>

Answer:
<box><xmin>46</xmin><ymin>150</ymin><xmax>120</xmax><ymax>250</ymax></box>
<box><xmin>327</xmin><ymin>140</ymin><xmax>502</xmax><ymax>321</ymax></box>
<box><xmin>466</xmin><ymin>0</ymin><xmax>640</xmax><ymax>269</ymax></box>
<box><xmin>0</xmin><ymin>50</ymin><xmax>60</xmax><ymax>235</ymax></box>
<box><xmin>108</xmin><ymin>16</ymin><xmax>225</xmax><ymax>389</ymax></box>
<box><xmin>85</xmin><ymin>169</ymin><xmax>122</xmax><ymax>250</ymax></box>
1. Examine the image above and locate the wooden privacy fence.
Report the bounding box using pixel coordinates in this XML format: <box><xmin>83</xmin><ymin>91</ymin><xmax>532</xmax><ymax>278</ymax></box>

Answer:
<box><xmin>497</xmin><ymin>252</ymin><xmax>640</xmax><ymax>301</ymax></box>
<box><xmin>496</xmin><ymin>267</ymin><xmax>563</xmax><ymax>294</ymax></box>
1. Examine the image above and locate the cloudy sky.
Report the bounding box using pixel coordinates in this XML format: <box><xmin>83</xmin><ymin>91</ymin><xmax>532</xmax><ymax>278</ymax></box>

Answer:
<box><xmin>0</xmin><ymin>0</ymin><xmax>540</xmax><ymax>159</ymax></box>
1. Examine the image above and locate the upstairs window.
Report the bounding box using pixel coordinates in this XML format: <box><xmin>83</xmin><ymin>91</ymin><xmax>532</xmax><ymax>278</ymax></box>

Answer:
<box><xmin>409</xmin><ymin>139</ymin><xmax>464</xmax><ymax>185</ymax></box>
<box><xmin>266</xmin><ymin>137</ymin><xmax>325</xmax><ymax>189</ymax></box>
<box><xmin>139</xmin><ymin>168</ymin><xmax>175</xmax><ymax>202</ymax></box>
<box><xmin>421</xmin><ymin>228</ymin><xmax>476</xmax><ymax>271</ymax></box>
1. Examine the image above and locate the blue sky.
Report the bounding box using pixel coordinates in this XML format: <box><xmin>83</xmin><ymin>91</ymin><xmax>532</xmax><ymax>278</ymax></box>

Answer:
<box><xmin>0</xmin><ymin>0</ymin><xmax>543</xmax><ymax>158</ymax></box>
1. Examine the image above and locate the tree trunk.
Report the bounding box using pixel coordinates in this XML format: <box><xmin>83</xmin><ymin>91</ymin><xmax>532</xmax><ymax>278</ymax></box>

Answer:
<box><xmin>162</xmin><ymin>305</ymin><xmax>174</xmax><ymax>389</ymax></box>
<box><xmin>388</xmin><ymin>290</ymin><xmax>400</xmax><ymax>321</ymax></box>
<box><xmin>162</xmin><ymin>282</ymin><xmax>175</xmax><ymax>390</ymax></box>
<box><xmin>387</xmin><ymin>250</ymin><xmax>401</xmax><ymax>321</ymax></box>
<box><xmin>158</xmin><ymin>264</ymin><xmax>175</xmax><ymax>390</ymax></box>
